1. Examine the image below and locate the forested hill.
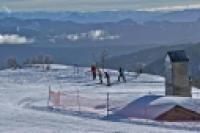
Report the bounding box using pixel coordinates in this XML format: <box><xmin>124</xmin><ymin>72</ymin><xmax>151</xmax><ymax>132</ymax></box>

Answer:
<box><xmin>107</xmin><ymin>43</ymin><xmax>200</xmax><ymax>80</ymax></box>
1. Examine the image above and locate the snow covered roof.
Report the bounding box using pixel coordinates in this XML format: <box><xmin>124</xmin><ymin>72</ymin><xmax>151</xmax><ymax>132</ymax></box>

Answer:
<box><xmin>167</xmin><ymin>50</ymin><xmax>189</xmax><ymax>62</ymax></box>
<box><xmin>114</xmin><ymin>95</ymin><xmax>200</xmax><ymax>120</ymax></box>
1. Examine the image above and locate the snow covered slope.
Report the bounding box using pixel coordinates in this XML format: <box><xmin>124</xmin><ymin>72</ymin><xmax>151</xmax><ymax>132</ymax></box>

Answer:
<box><xmin>0</xmin><ymin>64</ymin><xmax>200</xmax><ymax>133</ymax></box>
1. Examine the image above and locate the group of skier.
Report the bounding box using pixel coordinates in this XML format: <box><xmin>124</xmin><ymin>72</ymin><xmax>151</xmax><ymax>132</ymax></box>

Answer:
<box><xmin>91</xmin><ymin>64</ymin><xmax>126</xmax><ymax>86</ymax></box>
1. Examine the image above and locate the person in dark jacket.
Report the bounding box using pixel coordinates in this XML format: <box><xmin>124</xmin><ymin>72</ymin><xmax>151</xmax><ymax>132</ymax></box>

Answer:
<box><xmin>91</xmin><ymin>64</ymin><xmax>97</xmax><ymax>80</ymax></box>
<box><xmin>118</xmin><ymin>67</ymin><xmax>126</xmax><ymax>82</ymax></box>
<box><xmin>104</xmin><ymin>72</ymin><xmax>111</xmax><ymax>86</ymax></box>
<box><xmin>98</xmin><ymin>69</ymin><xmax>103</xmax><ymax>84</ymax></box>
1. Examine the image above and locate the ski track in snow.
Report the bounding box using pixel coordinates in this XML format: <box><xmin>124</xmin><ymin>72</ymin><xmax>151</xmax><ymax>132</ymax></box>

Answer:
<box><xmin>0</xmin><ymin>64</ymin><xmax>200</xmax><ymax>133</ymax></box>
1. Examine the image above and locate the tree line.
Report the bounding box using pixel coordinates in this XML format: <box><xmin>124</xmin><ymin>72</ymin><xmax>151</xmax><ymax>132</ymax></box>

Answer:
<box><xmin>7</xmin><ymin>55</ymin><xmax>54</xmax><ymax>69</ymax></box>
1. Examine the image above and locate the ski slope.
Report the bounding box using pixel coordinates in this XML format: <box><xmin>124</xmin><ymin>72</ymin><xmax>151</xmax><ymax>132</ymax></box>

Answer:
<box><xmin>0</xmin><ymin>64</ymin><xmax>200</xmax><ymax>133</ymax></box>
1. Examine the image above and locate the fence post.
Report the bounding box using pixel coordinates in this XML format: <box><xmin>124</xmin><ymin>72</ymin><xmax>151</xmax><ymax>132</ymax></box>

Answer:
<box><xmin>106</xmin><ymin>92</ymin><xmax>110</xmax><ymax>118</ymax></box>
<box><xmin>77</xmin><ymin>88</ymin><xmax>81</xmax><ymax>113</ymax></box>
<box><xmin>47</xmin><ymin>85</ymin><xmax>50</xmax><ymax>107</ymax></box>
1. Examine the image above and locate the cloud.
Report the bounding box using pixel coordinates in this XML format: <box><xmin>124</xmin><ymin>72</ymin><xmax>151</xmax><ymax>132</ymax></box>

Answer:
<box><xmin>65</xmin><ymin>30</ymin><xmax>120</xmax><ymax>41</ymax></box>
<box><xmin>2</xmin><ymin>6</ymin><xmax>12</xmax><ymax>13</ymax></box>
<box><xmin>0</xmin><ymin>34</ymin><xmax>34</xmax><ymax>44</ymax></box>
<box><xmin>88</xmin><ymin>30</ymin><xmax>120</xmax><ymax>40</ymax></box>
<box><xmin>67</xmin><ymin>34</ymin><xmax>79</xmax><ymax>41</ymax></box>
<box><xmin>1</xmin><ymin>0</ymin><xmax>200</xmax><ymax>12</ymax></box>
<box><xmin>88</xmin><ymin>30</ymin><xmax>105</xmax><ymax>40</ymax></box>
<box><xmin>140</xmin><ymin>4</ymin><xmax>200</xmax><ymax>12</ymax></box>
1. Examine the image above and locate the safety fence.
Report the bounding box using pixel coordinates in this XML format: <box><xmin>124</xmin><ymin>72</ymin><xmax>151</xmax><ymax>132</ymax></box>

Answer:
<box><xmin>48</xmin><ymin>88</ymin><xmax>200</xmax><ymax>119</ymax></box>
<box><xmin>47</xmin><ymin>88</ymin><xmax>164</xmax><ymax>117</ymax></box>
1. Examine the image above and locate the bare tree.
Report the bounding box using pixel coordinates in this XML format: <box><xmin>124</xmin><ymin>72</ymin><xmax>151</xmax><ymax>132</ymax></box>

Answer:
<box><xmin>24</xmin><ymin>55</ymin><xmax>54</xmax><ymax>65</ymax></box>
<box><xmin>37</xmin><ymin>55</ymin><xmax>45</xmax><ymax>64</ymax></box>
<box><xmin>100</xmin><ymin>49</ymin><xmax>109</xmax><ymax>71</ymax></box>
<box><xmin>7</xmin><ymin>57</ymin><xmax>18</xmax><ymax>69</ymax></box>
<box><xmin>23</xmin><ymin>58</ymin><xmax>31</xmax><ymax>65</ymax></box>
<box><xmin>92</xmin><ymin>49</ymin><xmax>109</xmax><ymax>71</ymax></box>
<box><xmin>92</xmin><ymin>53</ymin><xmax>98</xmax><ymax>66</ymax></box>
<box><xmin>44</xmin><ymin>55</ymin><xmax>54</xmax><ymax>71</ymax></box>
<box><xmin>136</xmin><ymin>63</ymin><xmax>145</xmax><ymax>76</ymax></box>
<box><xmin>30</xmin><ymin>56</ymin><xmax>38</xmax><ymax>64</ymax></box>
<box><xmin>44</xmin><ymin>55</ymin><xmax>54</xmax><ymax>64</ymax></box>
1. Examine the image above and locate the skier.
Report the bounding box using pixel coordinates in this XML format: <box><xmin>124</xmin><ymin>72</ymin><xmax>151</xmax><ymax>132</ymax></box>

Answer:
<box><xmin>118</xmin><ymin>67</ymin><xmax>126</xmax><ymax>82</ymax></box>
<box><xmin>73</xmin><ymin>64</ymin><xmax>79</xmax><ymax>74</ymax></box>
<box><xmin>139</xmin><ymin>68</ymin><xmax>143</xmax><ymax>74</ymax></box>
<box><xmin>91</xmin><ymin>64</ymin><xmax>97</xmax><ymax>80</ymax></box>
<box><xmin>98</xmin><ymin>68</ymin><xmax>103</xmax><ymax>84</ymax></box>
<box><xmin>104</xmin><ymin>72</ymin><xmax>111</xmax><ymax>86</ymax></box>
<box><xmin>136</xmin><ymin>68</ymin><xmax>143</xmax><ymax>77</ymax></box>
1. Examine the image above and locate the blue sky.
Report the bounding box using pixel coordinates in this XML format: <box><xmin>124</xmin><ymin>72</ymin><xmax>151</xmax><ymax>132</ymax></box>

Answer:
<box><xmin>1</xmin><ymin>0</ymin><xmax>200</xmax><ymax>12</ymax></box>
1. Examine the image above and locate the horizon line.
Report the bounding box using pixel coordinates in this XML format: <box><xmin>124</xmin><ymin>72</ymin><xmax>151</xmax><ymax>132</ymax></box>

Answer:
<box><xmin>1</xmin><ymin>8</ymin><xmax>200</xmax><ymax>14</ymax></box>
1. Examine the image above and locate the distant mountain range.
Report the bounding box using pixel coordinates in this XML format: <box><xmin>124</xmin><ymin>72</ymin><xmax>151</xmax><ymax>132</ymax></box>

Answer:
<box><xmin>1</xmin><ymin>17</ymin><xmax>200</xmax><ymax>46</ymax></box>
<box><xmin>1</xmin><ymin>10</ymin><xmax>200</xmax><ymax>23</ymax></box>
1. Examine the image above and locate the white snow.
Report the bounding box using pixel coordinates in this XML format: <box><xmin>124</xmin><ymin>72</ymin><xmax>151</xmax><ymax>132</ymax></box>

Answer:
<box><xmin>0</xmin><ymin>64</ymin><xmax>200</xmax><ymax>133</ymax></box>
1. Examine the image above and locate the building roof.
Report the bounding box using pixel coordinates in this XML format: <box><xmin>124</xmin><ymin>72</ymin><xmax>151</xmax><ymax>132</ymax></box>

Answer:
<box><xmin>167</xmin><ymin>50</ymin><xmax>189</xmax><ymax>62</ymax></box>
<box><xmin>113</xmin><ymin>95</ymin><xmax>200</xmax><ymax>120</ymax></box>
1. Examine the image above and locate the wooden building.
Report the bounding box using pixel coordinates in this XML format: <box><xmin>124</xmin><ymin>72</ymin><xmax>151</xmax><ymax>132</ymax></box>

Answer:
<box><xmin>156</xmin><ymin>105</ymin><xmax>200</xmax><ymax>122</ymax></box>
<box><xmin>165</xmin><ymin>50</ymin><xmax>191</xmax><ymax>97</ymax></box>
<box><xmin>113</xmin><ymin>95</ymin><xmax>200</xmax><ymax>122</ymax></box>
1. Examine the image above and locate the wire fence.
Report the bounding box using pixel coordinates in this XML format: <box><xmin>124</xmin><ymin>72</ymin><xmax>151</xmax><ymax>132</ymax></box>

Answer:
<box><xmin>48</xmin><ymin>89</ymin><xmax>165</xmax><ymax>117</ymax></box>
<box><xmin>48</xmin><ymin>88</ymin><xmax>200</xmax><ymax>120</ymax></box>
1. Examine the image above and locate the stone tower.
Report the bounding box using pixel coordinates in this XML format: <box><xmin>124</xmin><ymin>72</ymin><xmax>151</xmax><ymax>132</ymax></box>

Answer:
<box><xmin>165</xmin><ymin>50</ymin><xmax>191</xmax><ymax>97</ymax></box>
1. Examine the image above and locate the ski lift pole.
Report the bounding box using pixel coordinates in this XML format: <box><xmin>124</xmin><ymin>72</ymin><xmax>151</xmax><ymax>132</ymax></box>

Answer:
<box><xmin>106</xmin><ymin>92</ymin><xmax>110</xmax><ymax>119</ymax></box>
